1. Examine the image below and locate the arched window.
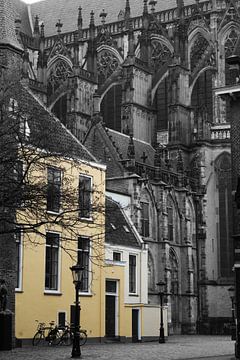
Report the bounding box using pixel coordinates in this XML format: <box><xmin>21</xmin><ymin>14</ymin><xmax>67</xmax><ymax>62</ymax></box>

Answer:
<box><xmin>225</xmin><ymin>29</ymin><xmax>239</xmax><ymax>85</ymax></box>
<box><xmin>186</xmin><ymin>199</ymin><xmax>196</xmax><ymax>247</ymax></box>
<box><xmin>169</xmin><ymin>248</ymin><xmax>179</xmax><ymax>295</ymax></box>
<box><xmin>148</xmin><ymin>253</ymin><xmax>154</xmax><ymax>292</ymax></box>
<box><xmin>167</xmin><ymin>196</ymin><xmax>180</xmax><ymax>243</ymax></box>
<box><xmin>224</xmin><ymin>29</ymin><xmax>240</xmax><ymax>121</ymax></box>
<box><xmin>100</xmin><ymin>85</ymin><xmax>122</xmax><ymax>132</ymax></box>
<box><xmin>139</xmin><ymin>189</ymin><xmax>155</xmax><ymax>239</ymax></box>
<box><xmin>47</xmin><ymin>59</ymin><xmax>72</xmax><ymax>97</ymax></box>
<box><xmin>215</xmin><ymin>153</ymin><xmax>233</xmax><ymax>277</ymax></box>
<box><xmin>97</xmin><ymin>50</ymin><xmax>119</xmax><ymax>85</ymax></box>
<box><xmin>154</xmin><ymin>76</ymin><xmax>169</xmax><ymax>131</ymax></box>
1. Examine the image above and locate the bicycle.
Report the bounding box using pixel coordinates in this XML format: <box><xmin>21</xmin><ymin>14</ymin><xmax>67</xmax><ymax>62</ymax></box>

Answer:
<box><xmin>57</xmin><ymin>322</ymin><xmax>87</xmax><ymax>346</ymax></box>
<box><xmin>32</xmin><ymin>320</ymin><xmax>60</xmax><ymax>346</ymax></box>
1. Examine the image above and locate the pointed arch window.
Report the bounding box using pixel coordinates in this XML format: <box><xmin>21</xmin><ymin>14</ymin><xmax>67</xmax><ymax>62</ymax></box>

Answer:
<box><xmin>148</xmin><ymin>253</ymin><xmax>154</xmax><ymax>292</ymax></box>
<box><xmin>47</xmin><ymin>59</ymin><xmax>72</xmax><ymax>97</ymax></box>
<box><xmin>141</xmin><ymin>202</ymin><xmax>150</xmax><ymax>238</ymax></box>
<box><xmin>169</xmin><ymin>248</ymin><xmax>179</xmax><ymax>295</ymax></box>
<box><xmin>215</xmin><ymin>153</ymin><xmax>233</xmax><ymax>277</ymax></box>
<box><xmin>167</xmin><ymin>196</ymin><xmax>179</xmax><ymax>243</ymax></box>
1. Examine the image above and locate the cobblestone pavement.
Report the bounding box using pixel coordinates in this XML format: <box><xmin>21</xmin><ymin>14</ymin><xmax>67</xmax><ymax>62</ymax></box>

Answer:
<box><xmin>0</xmin><ymin>336</ymin><xmax>235</xmax><ymax>360</ymax></box>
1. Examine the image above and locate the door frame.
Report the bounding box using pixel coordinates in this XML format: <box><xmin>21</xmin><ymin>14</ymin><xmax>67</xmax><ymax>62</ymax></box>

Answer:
<box><xmin>132</xmin><ymin>308</ymin><xmax>141</xmax><ymax>341</ymax></box>
<box><xmin>105</xmin><ymin>279</ymin><xmax>119</xmax><ymax>337</ymax></box>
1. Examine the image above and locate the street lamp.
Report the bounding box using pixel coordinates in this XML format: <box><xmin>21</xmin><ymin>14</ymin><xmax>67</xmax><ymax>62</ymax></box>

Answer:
<box><xmin>228</xmin><ymin>286</ymin><xmax>236</xmax><ymax>340</ymax></box>
<box><xmin>156</xmin><ymin>281</ymin><xmax>166</xmax><ymax>343</ymax></box>
<box><xmin>70</xmin><ymin>264</ymin><xmax>84</xmax><ymax>358</ymax></box>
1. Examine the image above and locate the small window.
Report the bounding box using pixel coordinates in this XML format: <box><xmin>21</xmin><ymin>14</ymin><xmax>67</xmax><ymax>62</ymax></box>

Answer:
<box><xmin>79</xmin><ymin>175</ymin><xmax>92</xmax><ymax>219</ymax></box>
<box><xmin>47</xmin><ymin>167</ymin><xmax>61</xmax><ymax>213</ymax></box>
<box><xmin>106</xmin><ymin>280</ymin><xmax>117</xmax><ymax>293</ymax></box>
<box><xmin>113</xmin><ymin>252</ymin><xmax>121</xmax><ymax>262</ymax></box>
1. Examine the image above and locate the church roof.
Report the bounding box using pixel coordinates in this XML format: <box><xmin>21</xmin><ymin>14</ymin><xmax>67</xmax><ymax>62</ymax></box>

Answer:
<box><xmin>106</xmin><ymin>128</ymin><xmax>155</xmax><ymax>167</ymax></box>
<box><xmin>13</xmin><ymin>0</ymin><xmax>32</xmax><ymax>36</ymax></box>
<box><xmin>30</xmin><ymin>0</ymin><xmax>198</xmax><ymax>37</ymax></box>
<box><xmin>0</xmin><ymin>0</ymin><xmax>24</xmax><ymax>50</ymax></box>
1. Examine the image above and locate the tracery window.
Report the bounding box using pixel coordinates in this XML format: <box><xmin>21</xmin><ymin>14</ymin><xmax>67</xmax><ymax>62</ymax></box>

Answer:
<box><xmin>97</xmin><ymin>50</ymin><xmax>119</xmax><ymax>84</ymax></box>
<box><xmin>151</xmin><ymin>40</ymin><xmax>171</xmax><ymax>72</ymax></box>
<box><xmin>190</xmin><ymin>34</ymin><xmax>209</xmax><ymax>72</ymax></box>
<box><xmin>224</xmin><ymin>29</ymin><xmax>239</xmax><ymax>59</ymax></box>
<box><xmin>47</xmin><ymin>60</ymin><xmax>72</xmax><ymax>97</ymax></box>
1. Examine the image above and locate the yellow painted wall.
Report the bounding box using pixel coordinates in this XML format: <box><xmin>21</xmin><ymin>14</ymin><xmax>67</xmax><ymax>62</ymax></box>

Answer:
<box><xmin>103</xmin><ymin>264</ymin><xmax>144</xmax><ymax>339</ymax></box>
<box><xmin>15</xmin><ymin>156</ymin><xmax>106</xmax><ymax>340</ymax></box>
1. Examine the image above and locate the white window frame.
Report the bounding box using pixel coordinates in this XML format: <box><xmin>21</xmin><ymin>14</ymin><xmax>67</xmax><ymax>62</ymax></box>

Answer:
<box><xmin>79</xmin><ymin>174</ymin><xmax>93</xmax><ymax>220</ymax></box>
<box><xmin>15</xmin><ymin>230</ymin><xmax>23</xmax><ymax>292</ymax></box>
<box><xmin>46</xmin><ymin>167</ymin><xmax>62</xmax><ymax>215</ymax></box>
<box><xmin>113</xmin><ymin>251</ymin><xmax>122</xmax><ymax>262</ymax></box>
<box><xmin>44</xmin><ymin>231</ymin><xmax>61</xmax><ymax>294</ymax></box>
<box><xmin>78</xmin><ymin>236</ymin><xmax>92</xmax><ymax>295</ymax></box>
<box><xmin>129</xmin><ymin>253</ymin><xmax>137</xmax><ymax>295</ymax></box>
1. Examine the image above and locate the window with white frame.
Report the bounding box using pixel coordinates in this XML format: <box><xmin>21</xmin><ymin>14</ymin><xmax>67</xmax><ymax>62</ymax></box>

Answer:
<box><xmin>45</xmin><ymin>232</ymin><xmax>60</xmax><ymax>291</ymax></box>
<box><xmin>15</xmin><ymin>230</ymin><xmax>22</xmax><ymax>290</ymax></box>
<box><xmin>78</xmin><ymin>237</ymin><xmax>90</xmax><ymax>292</ymax></box>
<box><xmin>47</xmin><ymin>167</ymin><xmax>61</xmax><ymax>213</ymax></box>
<box><xmin>113</xmin><ymin>251</ymin><xmax>121</xmax><ymax>262</ymax></box>
<box><xmin>129</xmin><ymin>254</ymin><xmax>137</xmax><ymax>294</ymax></box>
<box><xmin>79</xmin><ymin>175</ymin><xmax>92</xmax><ymax>219</ymax></box>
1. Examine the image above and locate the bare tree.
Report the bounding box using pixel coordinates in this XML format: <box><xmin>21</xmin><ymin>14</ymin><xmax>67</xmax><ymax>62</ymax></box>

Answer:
<box><xmin>0</xmin><ymin>77</ymin><xmax>107</xmax><ymax>313</ymax></box>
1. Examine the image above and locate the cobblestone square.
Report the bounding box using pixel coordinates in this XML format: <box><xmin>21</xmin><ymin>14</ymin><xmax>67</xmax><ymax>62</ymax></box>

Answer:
<box><xmin>0</xmin><ymin>336</ymin><xmax>235</xmax><ymax>360</ymax></box>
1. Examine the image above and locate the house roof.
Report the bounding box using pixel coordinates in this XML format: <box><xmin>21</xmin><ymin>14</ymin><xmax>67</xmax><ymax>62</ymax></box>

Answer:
<box><xmin>30</xmin><ymin>0</ymin><xmax>198</xmax><ymax>37</ymax></box>
<box><xmin>9</xmin><ymin>82</ymin><xmax>99</xmax><ymax>164</ymax></box>
<box><xmin>105</xmin><ymin>197</ymin><xmax>141</xmax><ymax>248</ymax></box>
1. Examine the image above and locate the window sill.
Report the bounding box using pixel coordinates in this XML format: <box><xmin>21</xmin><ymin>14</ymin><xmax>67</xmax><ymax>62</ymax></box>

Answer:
<box><xmin>15</xmin><ymin>289</ymin><xmax>23</xmax><ymax>293</ymax></box>
<box><xmin>47</xmin><ymin>210</ymin><xmax>61</xmax><ymax>216</ymax></box>
<box><xmin>44</xmin><ymin>290</ymin><xmax>62</xmax><ymax>296</ymax></box>
<box><xmin>79</xmin><ymin>292</ymin><xmax>92</xmax><ymax>297</ymax></box>
<box><xmin>129</xmin><ymin>293</ymin><xmax>139</xmax><ymax>297</ymax></box>
<box><xmin>79</xmin><ymin>217</ymin><xmax>93</xmax><ymax>222</ymax></box>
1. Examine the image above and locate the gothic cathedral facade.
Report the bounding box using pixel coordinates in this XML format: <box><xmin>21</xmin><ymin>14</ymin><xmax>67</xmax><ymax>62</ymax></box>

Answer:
<box><xmin>1</xmin><ymin>0</ymin><xmax>238</xmax><ymax>334</ymax></box>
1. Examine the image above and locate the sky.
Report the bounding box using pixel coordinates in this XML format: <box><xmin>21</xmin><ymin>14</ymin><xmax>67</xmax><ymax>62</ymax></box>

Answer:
<box><xmin>22</xmin><ymin>0</ymin><xmax>42</xmax><ymax>3</ymax></box>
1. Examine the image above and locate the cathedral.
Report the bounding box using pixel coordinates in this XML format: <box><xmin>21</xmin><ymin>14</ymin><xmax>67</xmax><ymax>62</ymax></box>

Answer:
<box><xmin>0</xmin><ymin>0</ymin><xmax>237</xmax><ymax>335</ymax></box>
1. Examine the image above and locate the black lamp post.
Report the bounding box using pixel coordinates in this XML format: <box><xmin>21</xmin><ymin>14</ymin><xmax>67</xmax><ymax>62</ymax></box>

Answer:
<box><xmin>156</xmin><ymin>281</ymin><xmax>166</xmax><ymax>343</ymax></box>
<box><xmin>70</xmin><ymin>264</ymin><xmax>84</xmax><ymax>358</ymax></box>
<box><xmin>228</xmin><ymin>286</ymin><xmax>236</xmax><ymax>340</ymax></box>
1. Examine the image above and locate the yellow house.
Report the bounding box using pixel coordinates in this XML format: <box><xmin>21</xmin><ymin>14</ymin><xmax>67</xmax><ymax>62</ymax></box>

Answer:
<box><xmin>9</xmin><ymin>84</ymin><xmax>106</xmax><ymax>342</ymax></box>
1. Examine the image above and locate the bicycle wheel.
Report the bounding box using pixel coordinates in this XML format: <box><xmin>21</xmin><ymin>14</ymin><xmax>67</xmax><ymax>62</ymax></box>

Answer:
<box><xmin>79</xmin><ymin>331</ymin><xmax>87</xmax><ymax>346</ymax></box>
<box><xmin>60</xmin><ymin>330</ymin><xmax>73</xmax><ymax>346</ymax></box>
<box><xmin>32</xmin><ymin>331</ymin><xmax>44</xmax><ymax>346</ymax></box>
<box><xmin>48</xmin><ymin>329</ymin><xmax>61</xmax><ymax>346</ymax></box>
